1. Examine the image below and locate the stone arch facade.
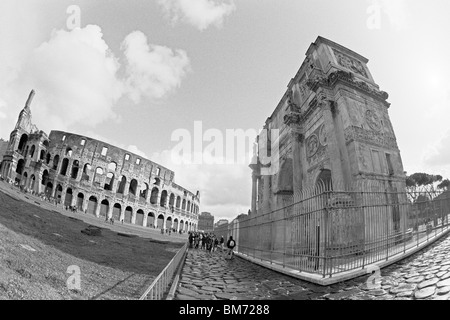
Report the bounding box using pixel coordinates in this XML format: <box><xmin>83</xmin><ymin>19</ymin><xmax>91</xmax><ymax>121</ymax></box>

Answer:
<box><xmin>1</xmin><ymin>95</ymin><xmax>200</xmax><ymax>231</ymax></box>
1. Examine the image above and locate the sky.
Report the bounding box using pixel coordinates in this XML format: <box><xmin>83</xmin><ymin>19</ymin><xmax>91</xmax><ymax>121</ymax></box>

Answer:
<box><xmin>0</xmin><ymin>0</ymin><xmax>449</xmax><ymax>222</ymax></box>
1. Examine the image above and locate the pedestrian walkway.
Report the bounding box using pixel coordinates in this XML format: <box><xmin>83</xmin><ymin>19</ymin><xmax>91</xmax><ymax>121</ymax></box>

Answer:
<box><xmin>174</xmin><ymin>234</ymin><xmax>450</xmax><ymax>300</ymax></box>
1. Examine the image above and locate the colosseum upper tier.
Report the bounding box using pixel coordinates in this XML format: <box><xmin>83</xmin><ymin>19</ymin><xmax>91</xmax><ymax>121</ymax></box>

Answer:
<box><xmin>0</xmin><ymin>90</ymin><xmax>200</xmax><ymax>232</ymax></box>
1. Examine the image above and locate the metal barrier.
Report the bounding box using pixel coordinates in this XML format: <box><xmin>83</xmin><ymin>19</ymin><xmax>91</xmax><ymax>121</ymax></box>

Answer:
<box><xmin>139</xmin><ymin>242</ymin><xmax>188</xmax><ymax>300</ymax></box>
<box><xmin>234</xmin><ymin>180</ymin><xmax>450</xmax><ymax>279</ymax></box>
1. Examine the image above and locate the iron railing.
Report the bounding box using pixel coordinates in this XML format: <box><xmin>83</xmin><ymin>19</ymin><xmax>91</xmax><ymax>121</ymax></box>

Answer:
<box><xmin>232</xmin><ymin>180</ymin><xmax>450</xmax><ymax>279</ymax></box>
<box><xmin>139</xmin><ymin>242</ymin><xmax>188</xmax><ymax>300</ymax></box>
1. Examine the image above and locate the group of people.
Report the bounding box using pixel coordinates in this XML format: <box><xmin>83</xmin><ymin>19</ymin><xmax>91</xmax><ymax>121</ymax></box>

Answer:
<box><xmin>187</xmin><ymin>231</ymin><xmax>236</xmax><ymax>259</ymax></box>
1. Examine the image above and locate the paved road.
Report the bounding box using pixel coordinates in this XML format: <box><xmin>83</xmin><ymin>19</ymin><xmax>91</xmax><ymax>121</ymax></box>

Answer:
<box><xmin>174</xmin><ymin>235</ymin><xmax>450</xmax><ymax>300</ymax></box>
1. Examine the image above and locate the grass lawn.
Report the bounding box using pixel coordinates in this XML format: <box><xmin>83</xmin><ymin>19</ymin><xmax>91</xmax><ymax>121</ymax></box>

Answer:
<box><xmin>0</xmin><ymin>187</ymin><xmax>183</xmax><ymax>300</ymax></box>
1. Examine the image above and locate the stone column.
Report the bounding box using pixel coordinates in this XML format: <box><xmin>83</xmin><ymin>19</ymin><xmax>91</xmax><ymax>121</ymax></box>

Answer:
<box><xmin>251</xmin><ymin>173</ymin><xmax>258</xmax><ymax>214</ymax></box>
<box><xmin>119</xmin><ymin>206</ymin><xmax>125</xmax><ymax>222</ymax></box>
<box><xmin>145</xmin><ymin>187</ymin><xmax>151</xmax><ymax>204</ymax></box>
<box><xmin>107</xmin><ymin>204</ymin><xmax>113</xmax><ymax>220</ymax></box>
<box><xmin>70</xmin><ymin>193</ymin><xmax>77</xmax><ymax>208</ymax></box>
<box><xmin>82</xmin><ymin>198</ymin><xmax>88</xmax><ymax>212</ymax></box>
<box><xmin>319</xmin><ymin>96</ymin><xmax>345</xmax><ymax>187</ymax></box>
<box><xmin>123</xmin><ymin>180</ymin><xmax>130</xmax><ymax>197</ymax></box>
<box><xmin>131</xmin><ymin>209</ymin><xmax>136</xmax><ymax>224</ymax></box>
<box><xmin>143</xmin><ymin>213</ymin><xmax>148</xmax><ymax>227</ymax></box>
<box><xmin>283</xmin><ymin>95</ymin><xmax>305</xmax><ymax>198</ymax></box>
<box><xmin>94</xmin><ymin>201</ymin><xmax>101</xmax><ymax>217</ymax></box>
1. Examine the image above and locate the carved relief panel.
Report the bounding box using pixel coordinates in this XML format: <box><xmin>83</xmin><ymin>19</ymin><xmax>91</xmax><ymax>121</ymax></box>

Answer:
<box><xmin>306</xmin><ymin>123</ymin><xmax>328</xmax><ymax>166</ymax></box>
<box><xmin>333</xmin><ymin>49</ymin><xmax>368</xmax><ymax>79</ymax></box>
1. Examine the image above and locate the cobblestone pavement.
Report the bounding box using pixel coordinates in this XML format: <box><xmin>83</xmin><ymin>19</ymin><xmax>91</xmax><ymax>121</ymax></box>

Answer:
<box><xmin>174</xmin><ymin>235</ymin><xmax>450</xmax><ymax>300</ymax></box>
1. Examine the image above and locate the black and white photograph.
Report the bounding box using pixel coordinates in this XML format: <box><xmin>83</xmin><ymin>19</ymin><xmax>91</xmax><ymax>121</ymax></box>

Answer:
<box><xmin>0</xmin><ymin>0</ymin><xmax>449</xmax><ymax>310</ymax></box>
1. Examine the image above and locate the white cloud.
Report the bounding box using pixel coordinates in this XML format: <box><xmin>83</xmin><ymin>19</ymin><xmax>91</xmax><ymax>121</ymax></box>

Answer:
<box><xmin>158</xmin><ymin>0</ymin><xmax>236</xmax><ymax>31</ymax></box>
<box><xmin>122</xmin><ymin>31</ymin><xmax>190</xmax><ymax>103</ymax></box>
<box><xmin>0</xmin><ymin>25</ymin><xmax>191</xmax><ymax>138</ymax></box>
<box><xmin>8</xmin><ymin>25</ymin><xmax>124</xmax><ymax>133</ymax></box>
<box><xmin>424</xmin><ymin>130</ymin><xmax>450</xmax><ymax>168</ymax></box>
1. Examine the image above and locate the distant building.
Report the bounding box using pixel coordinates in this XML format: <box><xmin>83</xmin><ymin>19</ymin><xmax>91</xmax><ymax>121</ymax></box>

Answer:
<box><xmin>198</xmin><ymin>212</ymin><xmax>214</xmax><ymax>232</ymax></box>
<box><xmin>0</xmin><ymin>138</ymin><xmax>8</xmax><ymax>176</ymax></box>
<box><xmin>214</xmin><ymin>219</ymin><xmax>229</xmax><ymax>228</ymax></box>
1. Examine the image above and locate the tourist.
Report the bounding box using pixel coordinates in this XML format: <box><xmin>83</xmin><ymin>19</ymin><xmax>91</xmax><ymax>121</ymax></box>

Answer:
<box><xmin>226</xmin><ymin>236</ymin><xmax>236</xmax><ymax>260</ymax></box>
<box><xmin>214</xmin><ymin>236</ymin><xmax>219</xmax><ymax>252</ymax></box>
<box><xmin>220</xmin><ymin>236</ymin><xmax>225</xmax><ymax>252</ymax></box>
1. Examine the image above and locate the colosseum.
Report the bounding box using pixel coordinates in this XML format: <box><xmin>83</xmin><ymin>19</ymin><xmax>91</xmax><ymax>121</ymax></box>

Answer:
<box><xmin>0</xmin><ymin>90</ymin><xmax>200</xmax><ymax>232</ymax></box>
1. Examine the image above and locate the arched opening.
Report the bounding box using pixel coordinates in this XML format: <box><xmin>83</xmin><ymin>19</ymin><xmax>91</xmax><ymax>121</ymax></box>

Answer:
<box><xmin>160</xmin><ymin>190</ymin><xmax>168</xmax><ymax>207</ymax></box>
<box><xmin>104</xmin><ymin>162</ymin><xmax>116</xmax><ymax>191</ymax></box>
<box><xmin>45</xmin><ymin>153</ymin><xmax>51</xmax><ymax>165</ymax></box>
<box><xmin>157</xmin><ymin>214</ymin><xmax>164</xmax><ymax>229</ymax></box>
<box><xmin>166</xmin><ymin>216</ymin><xmax>172</xmax><ymax>229</ymax></box>
<box><xmin>169</xmin><ymin>193</ymin><xmax>175</xmax><ymax>208</ymax></box>
<box><xmin>82</xmin><ymin>163</ymin><xmax>91</xmax><ymax>181</ymax></box>
<box><xmin>125</xmin><ymin>206</ymin><xmax>133</xmax><ymax>224</ymax></box>
<box><xmin>77</xmin><ymin>193</ymin><xmax>84</xmax><ymax>210</ymax></box>
<box><xmin>316</xmin><ymin>169</ymin><xmax>333</xmax><ymax>191</ymax></box>
<box><xmin>173</xmin><ymin>218</ymin><xmax>178</xmax><ymax>231</ymax></box>
<box><xmin>29</xmin><ymin>174</ymin><xmax>36</xmax><ymax>191</ymax></box>
<box><xmin>140</xmin><ymin>183</ymin><xmax>149</xmax><ymax>201</ymax></box>
<box><xmin>176</xmin><ymin>196</ymin><xmax>181</xmax><ymax>208</ymax></box>
<box><xmin>21</xmin><ymin>172</ymin><xmax>28</xmax><ymax>187</ymax></box>
<box><xmin>129</xmin><ymin>179</ymin><xmax>138</xmax><ymax>197</ymax></box>
<box><xmin>55</xmin><ymin>184</ymin><xmax>63</xmax><ymax>202</ymax></box>
<box><xmin>43</xmin><ymin>140</ymin><xmax>49</xmax><ymax>148</ymax></box>
<box><xmin>29</xmin><ymin>145</ymin><xmax>36</xmax><ymax>158</ymax></box>
<box><xmin>52</xmin><ymin>155</ymin><xmax>60</xmax><ymax>170</ymax></box>
<box><xmin>117</xmin><ymin>176</ymin><xmax>126</xmax><ymax>194</ymax></box>
<box><xmin>150</xmin><ymin>187</ymin><xmax>159</xmax><ymax>204</ymax></box>
<box><xmin>87</xmin><ymin>196</ymin><xmax>98</xmax><ymax>215</ymax></box>
<box><xmin>187</xmin><ymin>201</ymin><xmax>191</xmax><ymax>212</ymax></box>
<box><xmin>60</xmin><ymin>158</ymin><xmax>69</xmax><ymax>176</ymax></box>
<box><xmin>100</xmin><ymin>199</ymin><xmax>109</xmax><ymax>217</ymax></box>
<box><xmin>182</xmin><ymin>199</ymin><xmax>186</xmax><ymax>210</ymax></box>
<box><xmin>94</xmin><ymin>167</ymin><xmax>103</xmax><ymax>185</ymax></box>
<box><xmin>18</xmin><ymin>134</ymin><xmax>28</xmax><ymax>154</ymax></box>
<box><xmin>179</xmin><ymin>220</ymin><xmax>184</xmax><ymax>232</ymax></box>
<box><xmin>147</xmin><ymin>212</ymin><xmax>155</xmax><ymax>227</ymax></box>
<box><xmin>24</xmin><ymin>146</ymin><xmax>29</xmax><ymax>158</ymax></box>
<box><xmin>64</xmin><ymin>188</ymin><xmax>73</xmax><ymax>207</ymax></box>
<box><xmin>113</xmin><ymin>203</ymin><xmax>121</xmax><ymax>221</ymax></box>
<box><xmin>153</xmin><ymin>177</ymin><xmax>160</xmax><ymax>186</ymax></box>
<box><xmin>15</xmin><ymin>159</ymin><xmax>25</xmax><ymax>176</ymax></box>
<box><xmin>45</xmin><ymin>182</ymin><xmax>53</xmax><ymax>197</ymax></box>
<box><xmin>40</xmin><ymin>150</ymin><xmax>45</xmax><ymax>161</ymax></box>
<box><xmin>136</xmin><ymin>209</ymin><xmax>144</xmax><ymax>226</ymax></box>
<box><xmin>185</xmin><ymin>221</ymin><xmax>188</xmax><ymax>231</ymax></box>
<box><xmin>41</xmin><ymin>170</ymin><xmax>49</xmax><ymax>186</ymax></box>
<box><xmin>104</xmin><ymin>172</ymin><xmax>115</xmax><ymax>191</ymax></box>
<box><xmin>71</xmin><ymin>160</ymin><xmax>80</xmax><ymax>179</ymax></box>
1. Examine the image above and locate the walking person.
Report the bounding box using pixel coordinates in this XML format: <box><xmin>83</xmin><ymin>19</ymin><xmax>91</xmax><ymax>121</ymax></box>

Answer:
<box><xmin>226</xmin><ymin>236</ymin><xmax>236</xmax><ymax>260</ymax></box>
<box><xmin>219</xmin><ymin>236</ymin><xmax>225</xmax><ymax>254</ymax></box>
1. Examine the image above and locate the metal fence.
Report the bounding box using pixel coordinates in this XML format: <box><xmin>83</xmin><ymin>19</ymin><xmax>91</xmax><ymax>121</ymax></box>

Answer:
<box><xmin>234</xmin><ymin>180</ymin><xmax>450</xmax><ymax>279</ymax></box>
<box><xmin>139</xmin><ymin>242</ymin><xmax>188</xmax><ymax>300</ymax></box>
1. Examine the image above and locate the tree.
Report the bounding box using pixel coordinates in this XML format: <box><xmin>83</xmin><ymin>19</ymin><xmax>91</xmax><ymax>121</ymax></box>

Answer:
<box><xmin>438</xmin><ymin>179</ymin><xmax>450</xmax><ymax>191</ymax></box>
<box><xmin>406</xmin><ymin>172</ymin><xmax>445</xmax><ymax>201</ymax></box>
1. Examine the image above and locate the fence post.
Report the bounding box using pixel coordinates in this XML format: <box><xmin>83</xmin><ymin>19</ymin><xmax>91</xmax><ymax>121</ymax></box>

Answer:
<box><xmin>283</xmin><ymin>207</ymin><xmax>286</xmax><ymax>268</ymax></box>
<box><xmin>385</xmin><ymin>189</ymin><xmax>389</xmax><ymax>261</ymax></box>
<box><xmin>361</xmin><ymin>190</ymin><xmax>366</xmax><ymax>269</ymax></box>
<box><xmin>323</xmin><ymin>197</ymin><xmax>329</xmax><ymax>278</ymax></box>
